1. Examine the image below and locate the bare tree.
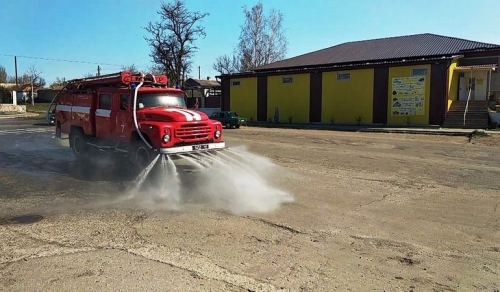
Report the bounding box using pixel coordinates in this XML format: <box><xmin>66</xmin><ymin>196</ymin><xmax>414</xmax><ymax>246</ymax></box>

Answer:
<box><xmin>212</xmin><ymin>54</ymin><xmax>238</xmax><ymax>75</ymax></box>
<box><xmin>235</xmin><ymin>1</ymin><xmax>287</xmax><ymax>72</ymax></box>
<box><xmin>212</xmin><ymin>2</ymin><xmax>287</xmax><ymax>74</ymax></box>
<box><xmin>146</xmin><ymin>64</ymin><xmax>167</xmax><ymax>76</ymax></box>
<box><xmin>50</xmin><ymin>77</ymin><xmax>68</xmax><ymax>90</ymax></box>
<box><xmin>144</xmin><ymin>0</ymin><xmax>209</xmax><ymax>86</ymax></box>
<box><xmin>0</xmin><ymin>65</ymin><xmax>7</xmax><ymax>83</ymax></box>
<box><xmin>24</xmin><ymin>66</ymin><xmax>46</xmax><ymax>88</ymax></box>
<box><xmin>7</xmin><ymin>76</ymin><xmax>18</xmax><ymax>84</ymax></box>
<box><xmin>121</xmin><ymin>64</ymin><xmax>139</xmax><ymax>73</ymax></box>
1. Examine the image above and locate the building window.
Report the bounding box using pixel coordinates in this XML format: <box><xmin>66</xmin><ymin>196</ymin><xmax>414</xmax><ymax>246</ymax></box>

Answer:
<box><xmin>412</xmin><ymin>68</ymin><xmax>428</xmax><ymax>76</ymax></box>
<box><xmin>99</xmin><ymin>94</ymin><xmax>112</xmax><ymax>110</ymax></box>
<box><xmin>231</xmin><ymin>80</ymin><xmax>240</xmax><ymax>86</ymax></box>
<box><xmin>337</xmin><ymin>73</ymin><xmax>350</xmax><ymax>81</ymax></box>
<box><xmin>282</xmin><ymin>77</ymin><xmax>293</xmax><ymax>83</ymax></box>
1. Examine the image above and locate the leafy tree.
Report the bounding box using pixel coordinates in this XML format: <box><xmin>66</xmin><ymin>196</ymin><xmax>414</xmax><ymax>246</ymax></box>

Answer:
<box><xmin>144</xmin><ymin>0</ymin><xmax>209</xmax><ymax>86</ymax></box>
<box><xmin>0</xmin><ymin>65</ymin><xmax>7</xmax><ymax>83</ymax></box>
<box><xmin>213</xmin><ymin>1</ymin><xmax>288</xmax><ymax>74</ymax></box>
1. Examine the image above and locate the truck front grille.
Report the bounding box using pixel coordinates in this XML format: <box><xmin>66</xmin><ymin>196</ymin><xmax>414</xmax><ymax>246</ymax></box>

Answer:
<box><xmin>175</xmin><ymin>124</ymin><xmax>211</xmax><ymax>140</ymax></box>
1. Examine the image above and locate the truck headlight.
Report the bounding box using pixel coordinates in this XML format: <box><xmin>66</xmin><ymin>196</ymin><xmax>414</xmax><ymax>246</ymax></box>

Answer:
<box><xmin>162</xmin><ymin>134</ymin><xmax>171</xmax><ymax>143</ymax></box>
<box><xmin>214</xmin><ymin>130</ymin><xmax>221</xmax><ymax>138</ymax></box>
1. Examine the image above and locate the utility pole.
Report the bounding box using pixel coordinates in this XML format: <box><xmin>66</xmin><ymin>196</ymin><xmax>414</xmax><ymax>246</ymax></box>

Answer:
<box><xmin>14</xmin><ymin>56</ymin><xmax>18</xmax><ymax>87</ymax></box>
<box><xmin>31</xmin><ymin>76</ymin><xmax>34</xmax><ymax>106</ymax></box>
<box><xmin>198</xmin><ymin>66</ymin><xmax>200</xmax><ymax>79</ymax></box>
<box><xmin>97</xmin><ymin>65</ymin><xmax>101</xmax><ymax>76</ymax></box>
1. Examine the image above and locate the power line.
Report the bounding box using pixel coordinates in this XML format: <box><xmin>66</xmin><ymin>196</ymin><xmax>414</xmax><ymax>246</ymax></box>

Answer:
<box><xmin>0</xmin><ymin>53</ymin><xmax>125</xmax><ymax>67</ymax></box>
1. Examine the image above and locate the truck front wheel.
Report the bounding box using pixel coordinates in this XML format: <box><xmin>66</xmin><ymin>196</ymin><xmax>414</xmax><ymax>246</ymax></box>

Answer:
<box><xmin>131</xmin><ymin>140</ymin><xmax>155</xmax><ymax>170</ymax></box>
<box><xmin>70</xmin><ymin>128</ymin><xmax>89</xmax><ymax>159</ymax></box>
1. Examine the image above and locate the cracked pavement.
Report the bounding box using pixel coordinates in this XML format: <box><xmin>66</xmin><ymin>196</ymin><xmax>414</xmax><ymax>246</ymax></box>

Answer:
<box><xmin>1</xmin><ymin>118</ymin><xmax>500</xmax><ymax>291</ymax></box>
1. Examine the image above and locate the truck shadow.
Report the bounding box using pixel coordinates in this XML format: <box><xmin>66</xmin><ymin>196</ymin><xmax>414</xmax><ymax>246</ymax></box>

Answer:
<box><xmin>67</xmin><ymin>153</ymin><xmax>199</xmax><ymax>183</ymax></box>
<box><xmin>67</xmin><ymin>153</ymin><xmax>138</xmax><ymax>182</ymax></box>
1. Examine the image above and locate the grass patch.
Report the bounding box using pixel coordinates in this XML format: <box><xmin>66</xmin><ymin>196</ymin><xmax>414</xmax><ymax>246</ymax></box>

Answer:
<box><xmin>25</xmin><ymin>103</ymin><xmax>50</xmax><ymax>113</ymax></box>
<box><xmin>468</xmin><ymin>130</ymin><xmax>489</xmax><ymax>142</ymax></box>
<box><xmin>0</xmin><ymin>111</ymin><xmax>18</xmax><ymax>115</ymax></box>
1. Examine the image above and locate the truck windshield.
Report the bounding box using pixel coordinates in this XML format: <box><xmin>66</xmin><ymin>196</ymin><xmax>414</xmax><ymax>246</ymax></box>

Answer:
<box><xmin>137</xmin><ymin>93</ymin><xmax>186</xmax><ymax>108</ymax></box>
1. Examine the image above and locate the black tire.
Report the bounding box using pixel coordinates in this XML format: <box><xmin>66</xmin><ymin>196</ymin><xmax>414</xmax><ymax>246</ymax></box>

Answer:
<box><xmin>131</xmin><ymin>140</ymin><xmax>155</xmax><ymax>170</ymax></box>
<box><xmin>236</xmin><ymin>124</ymin><xmax>241</xmax><ymax>129</ymax></box>
<box><xmin>70</xmin><ymin>128</ymin><xmax>89</xmax><ymax>159</ymax></box>
<box><xmin>225</xmin><ymin>122</ymin><xmax>232</xmax><ymax>129</ymax></box>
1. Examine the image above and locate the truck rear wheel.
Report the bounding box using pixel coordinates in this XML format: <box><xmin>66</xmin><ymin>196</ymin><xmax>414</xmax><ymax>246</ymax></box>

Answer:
<box><xmin>70</xmin><ymin>128</ymin><xmax>89</xmax><ymax>159</ymax></box>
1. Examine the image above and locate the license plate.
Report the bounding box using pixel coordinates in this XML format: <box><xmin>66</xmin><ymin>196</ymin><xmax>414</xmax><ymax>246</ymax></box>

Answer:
<box><xmin>192</xmin><ymin>144</ymin><xmax>209</xmax><ymax>150</ymax></box>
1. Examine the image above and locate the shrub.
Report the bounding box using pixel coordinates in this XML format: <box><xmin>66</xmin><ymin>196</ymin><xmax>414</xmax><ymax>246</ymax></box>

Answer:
<box><xmin>0</xmin><ymin>86</ymin><xmax>11</xmax><ymax>103</ymax></box>
<box><xmin>355</xmin><ymin>115</ymin><xmax>362</xmax><ymax>125</ymax></box>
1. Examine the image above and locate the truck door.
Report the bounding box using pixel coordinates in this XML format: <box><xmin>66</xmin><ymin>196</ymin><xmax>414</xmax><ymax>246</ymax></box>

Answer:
<box><xmin>95</xmin><ymin>93</ymin><xmax>112</xmax><ymax>139</ymax></box>
<box><xmin>115</xmin><ymin>93</ymin><xmax>133</xmax><ymax>141</ymax></box>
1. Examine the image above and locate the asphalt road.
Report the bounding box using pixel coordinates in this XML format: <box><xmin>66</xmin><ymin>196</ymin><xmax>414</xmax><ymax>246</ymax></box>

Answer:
<box><xmin>1</xmin><ymin>117</ymin><xmax>499</xmax><ymax>291</ymax></box>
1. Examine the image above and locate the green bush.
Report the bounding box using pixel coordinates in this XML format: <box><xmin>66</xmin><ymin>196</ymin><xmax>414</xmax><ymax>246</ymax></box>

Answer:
<box><xmin>0</xmin><ymin>86</ymin><xmax>11</xmax><ymax>103</ymax></box>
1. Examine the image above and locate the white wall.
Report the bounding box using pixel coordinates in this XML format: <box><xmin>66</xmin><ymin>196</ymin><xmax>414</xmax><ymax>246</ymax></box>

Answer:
<box><xmin>491</xmin><ymin>70</ymin><xmax>500</xmax><ymax>91</ymax></box>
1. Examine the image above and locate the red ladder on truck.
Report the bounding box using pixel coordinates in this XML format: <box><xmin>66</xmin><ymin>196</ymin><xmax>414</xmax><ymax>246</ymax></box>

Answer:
<box><xmin>46</xmin><ymin>71</ymin><xmax>169</xmax><ymax>124</ymax></box>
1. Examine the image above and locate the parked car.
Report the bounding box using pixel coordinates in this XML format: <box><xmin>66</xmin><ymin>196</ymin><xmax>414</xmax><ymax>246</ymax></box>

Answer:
<box><xmin>210</xmin><ymin>111</ymin><xmax>247</xmax><ymax>128</ymax></box>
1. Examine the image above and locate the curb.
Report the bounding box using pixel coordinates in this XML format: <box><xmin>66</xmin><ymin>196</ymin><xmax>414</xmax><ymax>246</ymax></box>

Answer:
<box><xmin>0</xmin><ymin>113</ymin><xmax>41</xmax><ymax>120</ymax></box>
<box><xmin>245</xmin><ymin>123</ymin><xmax>498</xmax><ymax>136</ymax></box>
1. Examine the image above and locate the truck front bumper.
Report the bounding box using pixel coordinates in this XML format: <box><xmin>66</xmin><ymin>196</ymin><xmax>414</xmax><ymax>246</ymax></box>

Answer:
<box><xmin>159</xmin><ymin>142</ymin><xmax>226</xmax><ymax>155</ymax></box>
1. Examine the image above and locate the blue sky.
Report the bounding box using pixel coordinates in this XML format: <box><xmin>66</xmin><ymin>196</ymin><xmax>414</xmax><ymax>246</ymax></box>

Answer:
<box><xmin>1</xmin><ymin>0</ymin><xmax>499</xmax><ymax>86</ymax></box>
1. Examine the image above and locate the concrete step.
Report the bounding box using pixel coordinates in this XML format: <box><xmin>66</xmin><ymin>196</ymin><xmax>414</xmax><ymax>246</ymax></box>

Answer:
<box><xmin>446</xmin><ymin>116</ymin><xmax>488</xmax><ymax>119</ymax></box>
<box><xmin>443</xmin><ymin>122</ymin><xmax>488</xmax><ymax>126</ymax></box>
<box><xmin>443</xmin><ymin>101</ymin><xmax>490</xmax><ymax>129</ymax></box>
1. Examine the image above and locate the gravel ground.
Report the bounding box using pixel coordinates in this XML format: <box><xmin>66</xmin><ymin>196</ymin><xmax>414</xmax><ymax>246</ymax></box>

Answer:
<box><xmin>1</xmin><ymin>120</ymin><xmax>499</xmax><ymax>291</ymax></box>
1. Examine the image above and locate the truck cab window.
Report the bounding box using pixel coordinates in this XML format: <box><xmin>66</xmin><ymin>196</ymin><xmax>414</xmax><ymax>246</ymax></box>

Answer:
<box><xmin>99</xmin><ymin>94</ymin><xmax>112</xmax><ymax>110</ymax></box>
<box><xmin>137</xmin><ymin>92</ymin><xmax>186</xmax><ymax>108</ymax></box>
<box><xmin>120</xmin><ymin>94</ymin><xmax>130</xmax><ymax>110</ymax></box>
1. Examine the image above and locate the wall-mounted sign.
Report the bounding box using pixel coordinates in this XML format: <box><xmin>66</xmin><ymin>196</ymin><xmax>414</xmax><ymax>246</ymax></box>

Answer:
<box><xmin>391</xmin><ymin>76</ymin><xmax>425</xmax><ymax>116</ymax></box>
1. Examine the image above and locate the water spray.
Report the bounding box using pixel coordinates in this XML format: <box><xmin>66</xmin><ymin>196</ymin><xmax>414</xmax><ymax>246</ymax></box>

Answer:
<box><xmin>124</xmin><ymin>147</ymin><xmax>293</xmax><ymax>214</ymax></box>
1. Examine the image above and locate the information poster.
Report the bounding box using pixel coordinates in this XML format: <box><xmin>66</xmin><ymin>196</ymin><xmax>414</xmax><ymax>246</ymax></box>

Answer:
<box><xmin>391</xmin><ymin>76</ymin><xmax>425</xmax><ymax>116</ymax></box>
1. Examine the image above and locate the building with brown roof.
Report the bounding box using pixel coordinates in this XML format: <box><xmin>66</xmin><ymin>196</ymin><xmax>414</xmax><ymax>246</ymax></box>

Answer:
<box><xmin>218</xmin><ymin>33</ymin><xmax>500</xmax><ymax>128</ymax></box>
<box><xmin>183</xmin><ymin>78</ymin><xmax>221</xmax><ymax>109</ymax></box>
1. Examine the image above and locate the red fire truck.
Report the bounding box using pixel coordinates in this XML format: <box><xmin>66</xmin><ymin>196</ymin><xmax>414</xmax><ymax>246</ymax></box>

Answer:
<box><xmin>47</xmin><ymin>71</ymin><xmax>225</xmax><ymax>169</ymax></box>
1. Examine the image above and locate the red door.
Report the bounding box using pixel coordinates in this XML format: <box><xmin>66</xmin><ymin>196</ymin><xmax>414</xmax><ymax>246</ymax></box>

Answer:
<box><xmin>115</xmin><ymin>93</ymin><xmax>133</xmax><ymax>141</ymax></box>
<box><xmin>95</xmin><ymin>93</ymin><xmax>112</xmax><ymax>139</ymax></box>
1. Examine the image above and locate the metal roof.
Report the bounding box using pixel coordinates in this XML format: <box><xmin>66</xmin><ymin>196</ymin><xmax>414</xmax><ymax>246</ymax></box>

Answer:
<box><xmin>455</xmin><ymin>64</ymin><xmax>497</xmax><ymax>71</ymax></box>
<box><xmin>254</xmin><ymin>33</ymin><xmax>500</xmax><ymax>72</ymax></box>
<box><xmin>184</xmin><ymin>78</ymin><xmax>221</xmax><ymax>88</ymax></box>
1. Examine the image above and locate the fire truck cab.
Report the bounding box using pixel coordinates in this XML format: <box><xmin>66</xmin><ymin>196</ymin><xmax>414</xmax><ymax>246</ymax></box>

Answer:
<box><xmin>49</xmin><ymin>71</ymin><xmax>225</xmax><ymax>169</ymax></box>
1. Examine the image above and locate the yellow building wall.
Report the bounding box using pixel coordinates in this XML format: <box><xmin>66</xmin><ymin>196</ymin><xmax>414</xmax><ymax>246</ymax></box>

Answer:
<box><xmin>267</xmin><ymin>74</ymin><xmax>310</xmax><ymax>123</ymax></box>
<box><xmin>448</xmin><ymin>60</ymin><xmax>459</xmax><ymax>111</ymax></box>
<box><xmin>321</xmin><ymin>69</ymin><xmax>374</xmax><ymax>124</ymax></box>
<box><xmin>387</xmin><ymin>65</ymin><xmax>431</xmax><ymax>125</ymax></box>
<box><xmin>229</xmin><ymin>77</ymin><xmax>257</xmax><ymax>121</ymax></box>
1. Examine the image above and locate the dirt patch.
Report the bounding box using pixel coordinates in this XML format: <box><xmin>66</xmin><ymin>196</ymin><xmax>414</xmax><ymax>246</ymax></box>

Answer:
<box><xmin>0</xmin><ymin>214</ymin><xmax>44</xmax><ymax>225</ymax></box>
